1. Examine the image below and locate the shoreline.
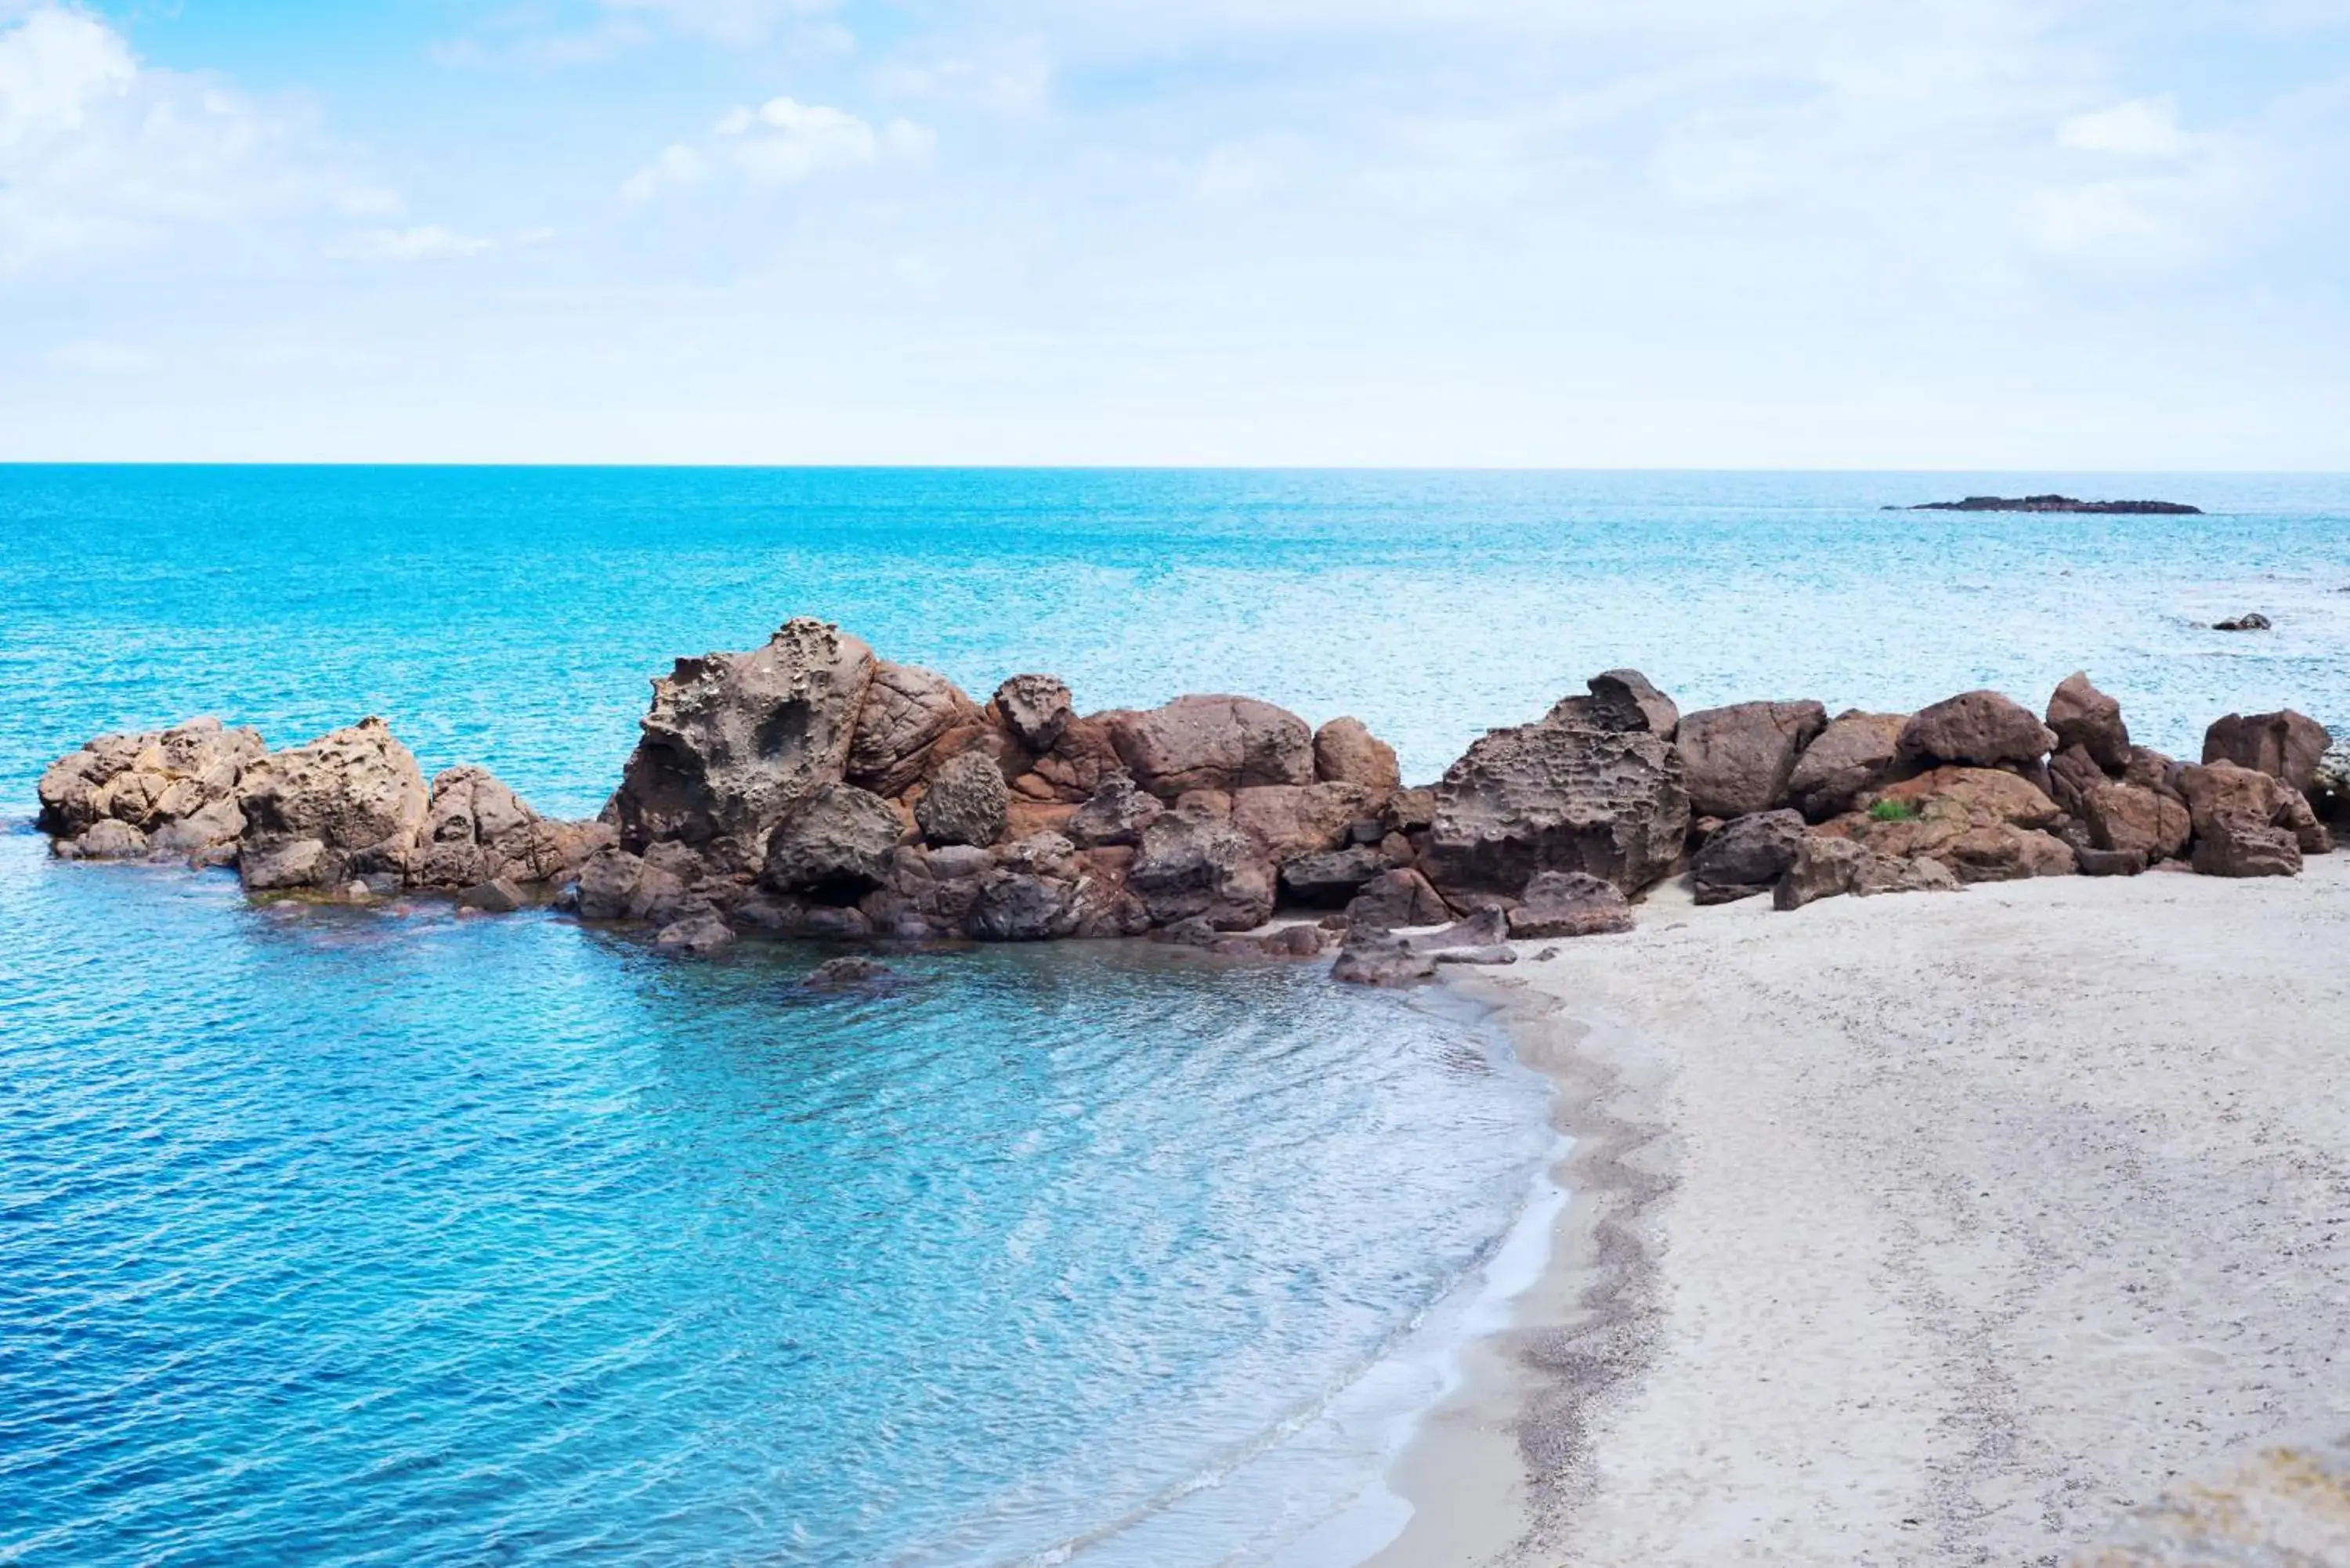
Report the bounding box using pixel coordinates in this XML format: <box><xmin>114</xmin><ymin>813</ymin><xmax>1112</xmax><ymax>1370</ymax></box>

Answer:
<box><xmin>1373</xmin><ymin>857</ymin><xmax>2350</xmax><ymax>1565</ymax></box>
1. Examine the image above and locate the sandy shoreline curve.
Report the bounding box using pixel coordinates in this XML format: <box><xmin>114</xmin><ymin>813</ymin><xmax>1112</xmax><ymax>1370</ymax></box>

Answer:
<box><xmin>1368</xmin><ymin>855</ymin><xmax>2350</xmax><ymax>1566</ymax></box>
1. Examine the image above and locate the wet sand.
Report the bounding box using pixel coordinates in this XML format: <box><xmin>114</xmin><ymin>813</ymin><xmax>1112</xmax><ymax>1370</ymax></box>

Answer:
<box><xmin>1368</xmin><ymin>855</ymin><xmax>2350</xmax><ymax>1566</ymax></box>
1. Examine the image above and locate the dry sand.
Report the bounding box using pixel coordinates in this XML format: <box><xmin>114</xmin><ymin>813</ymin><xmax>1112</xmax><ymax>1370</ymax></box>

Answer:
<box><xmin>1368</xmin><ymin>854</ymin><xmax>2350</xmax><ymax>1567</ymax></box>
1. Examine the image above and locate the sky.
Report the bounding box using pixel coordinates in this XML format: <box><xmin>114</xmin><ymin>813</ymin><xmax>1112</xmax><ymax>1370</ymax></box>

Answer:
<box><xmin>4</xmin><ymin>0</ymin><xmax>2350</xmax><ymax>467</ymax></box>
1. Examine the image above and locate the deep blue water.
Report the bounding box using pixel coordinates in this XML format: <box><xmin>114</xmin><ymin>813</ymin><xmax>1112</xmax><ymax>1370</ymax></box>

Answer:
<box><xmin>3</xmin><ymin>468</ymin><xmax>2348</xmax><ymax>1566</ymax></box>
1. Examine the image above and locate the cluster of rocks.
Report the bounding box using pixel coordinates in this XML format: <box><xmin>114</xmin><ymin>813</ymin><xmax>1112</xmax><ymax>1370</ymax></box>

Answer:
<box><xmin>34</xmin><ymin>619</ymin><xmax>2340</xmax><ymax>984</ymax></box>
<box><xmin>39</xmin><ymin>715</ymin><xmax>611</xmax><ymax>908</ymax></box>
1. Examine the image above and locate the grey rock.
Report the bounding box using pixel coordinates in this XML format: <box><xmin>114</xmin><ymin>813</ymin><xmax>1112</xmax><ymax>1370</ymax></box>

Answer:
<box><xmin>762</xmin><ymin>782</ymin><xmax>904</xmax><ymax>899</ymax></box>
<box><xmin>1066</xmin><ymin>771</ymin><xmax>1165</xmax><ymax>848</ymax></box>
<box><xmin>654</xmin><ymin>912</ymin><xmax>736</xmax><ymax>955</ymax></box>
<box><xmin>237</xmin><ymin>717</ymin><xmax>429</xmax><ymax>891</ymax></box>
<box><xmin>1127</xmin><ymin>811</ymin><xmax>1277</xmax><ymax>931</ymax></box>
<box><xmin>1690</xmin><ymin>809</ymin><xmax>1809</xmax><ymax>904</ymax></box>
<box><xmin>456</xmin><ymin>877</ymin><xmax>526</xmax><ymax>914</ymax></box>
<box><xmin>1585</xmin><ymin>670</ymin><xmax>1679</xmax><ymax>738</ymax></box>
<box><xmin>966</xmin><ymin>869</ymin><xmax>1077</xmax><ymax>941</ymax></box>
<box><xmin>992</xmin><ymin>674</ymin><xmax>1075</xmax><ymax>752</ymax></box>
<box><xmin>2212</xmin><ymin>612</ymin><xmax>2272</xmax><ymax>631</ymax></box>
<box><xmin>1433</xmin><ymin>945</ymin><xmax>1518</xmax><ymax>966</ymax></box>
<box><xmin>1421</xmin><ymin>722</ymin><xmax>1689</xmax><ymax>900</ymax></box>
<box><xmin>1343</xmin><ymin>868</ymin><xmax>1453</xmax><ymax>931</ymax></box>
<box><xmin>1405</xmin><ymin>906</ymin><xmax>1509</xmax><ymax>953</ymax></box>
<box><xmin>1508</xmin><ymin>869</ymin><xmax>1636</xmax><ymax>937</ymax></box>
<box><xmin>915</xmin><ymin>750</ymin><xmax>1008</xmax><ymax>847</ymax></box>
<box><xmin>1330</xmin><ymin>931</ymin><xmax>1438</xmax><ymax>987</ymax></box>
<box><xmin>801</xmin><ymin>956</ymin><xmax>894</xmax><ymax>991</ymax></box>
<box><xmin>1278</xmin><ymin>845</ymin><xmax>1390</xmax><ymax>907</ymax></box>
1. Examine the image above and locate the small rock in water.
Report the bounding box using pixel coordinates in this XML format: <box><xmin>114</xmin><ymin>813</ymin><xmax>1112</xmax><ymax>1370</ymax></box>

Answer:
<box><xmin>1329</xmin><ymin>931</ymin><xmax>1437</xmax><ymax>987</ymax></box>
<box><xmin>655</xmin><ymin>912</ymin><xmax>736</xmax><ymax>956</ymax></box>
<box><xmin>456</xmin><ymin>877</ymin><xmax>526</xmax><ymax>914</ymax></box>
<box><xmin>2213</xmin><ymin>612</ymin><xmax>2272</xmax><ymax>631</ymax></box>
<box><xmin>801</xmin><ymin>955</ymin><xmax>895</xmax><ymax>992</ymax></box>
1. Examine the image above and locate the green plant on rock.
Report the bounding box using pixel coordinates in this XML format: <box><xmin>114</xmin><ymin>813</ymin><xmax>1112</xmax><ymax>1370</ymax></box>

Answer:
<box><xmin>1867</xmin><ymin>797</ymin><xmax>1922</xmax><ymax>823</ymax></box>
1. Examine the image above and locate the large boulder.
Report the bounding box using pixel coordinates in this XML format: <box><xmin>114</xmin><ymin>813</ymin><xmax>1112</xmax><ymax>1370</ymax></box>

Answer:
<box><xmin>761</xmin><ymin>782</ymin><xmax>904</xmax><ymax>899</ymax></box>
<box><xmin>1421</xmin><ymin>722</ymin><xmax>1688</xmax><ymax>900</ymax></box>
<box><xmin>412</xmin><ymin>766</ymin><xmax>612</xmax><ymax>888</ymax></box>
<box><xmin>1583</xmin><ymin>670</ymin><xmax>1679</xmax><ymax>738</ymax></box>
<box><xmin>1507</xmin><ymin>870</ymin><xmax>1635</xmax><ymax>938</ymax></box>
<box><xmin>1015</xmin><ymin>715</ymin><xmax>1125</xmax><ymax>804</ymax></box>
<box><xmin>1066</xmin><ymin>771</ymin><xmax>1165</xmax><ymax>848</ymax></box>
<box><xmin>1230</xmin><ymin>782</ymin><xmax>1375</xmax><ymax>864</ymax></box>
<box><xmin>1818</xmin><ymin>766</ymin><xmax>2075</xmax><ymax>883</ymax></box>
<box><xmin>1774</xmin><ymin>836</ymin><xmax>1963</xmax><ymax>910</ymax></box>
<box><xmin>612</xmin><ymin>618</ymin><xmax>877</xmax><ymax>873</ymax></box>
<box><xmin>1126</xmin><ymin>810</ymin><xmax>1277</xmax><ymax>930</ymax></box>
<box><xmin>1900</xmin><ymin>690</ymin><xmax>2057</xmax><ymax>768</ymax></box>
<box><xmin>1107</xmin><ymin>695</ymin><xmax>1315</xmax><ymax>800</ymax></box>
<box><xmin>1786</xmin><ymin>711</ymin><xmax>1909</xmax><ymax>822</ymax></box>
<box><xmin>847</xmin><ymin>661</ymin><xmax>980</xmax><ymax>798</ymax></box>
<box><xmin>1278</xmin><ymin>846</ymin><xmax>1390</xmax><ymax>908</ymax></box>
<box><xmin>2081</xmin><ymin>781</ymin><xmax>2191</xmax><ymax>862</ymax></box>
<box><xmin>236</xmin><ymin>718</ymin><xmax>430</xmax><ymax>891</ymax></box>
<box><xmin>2179</xmin><ymin>761</ymin><xmax>2314</xmax><ymax>877</ymax></box>
<box><xmin>1343</xmin><ymin>868</ymin><xmax>1453</xmax><ymax>930</ymax></box>
<box><xmin>38</xmin><ymin>717</ymin><xmax>266</xmax><ymax>863</ymax></box>
<box><xmin>1690</xmin><ymin>809</ymin><xmax>1808</xmax><ymax>904</ymax></box>
<box><xmin>2202</xmin><ymin>710</ymin><xmax>2331</xmax><ymax>800</ymax></box>
<box><xmin>914</xmin><ymin>750</ymin><xmax>1008</xmax><ymax>847</ymax></box>
<box><xmin>1312</xmin><ymin>717</ymin><xmax>1401</xmax><ymax>793</ymax></box>
<box><xmin>1675</xmin><ymin>701</ymin><xmax>1828</xmax><ymax>819</ymax></box>
<box><xmin>2047</xmin><ymin>744</ymin><xmax>2109</xmax><ymax>818</ymax></box>
<box><xmin>992</xmin><ymin>675</ymin><xmax>1074</xmax><ymax>753</ymax></box>
<box><xmin>2046</xmin><ymin>673</ymin><xmax>2131</xmax><ymax>770</ymax></box>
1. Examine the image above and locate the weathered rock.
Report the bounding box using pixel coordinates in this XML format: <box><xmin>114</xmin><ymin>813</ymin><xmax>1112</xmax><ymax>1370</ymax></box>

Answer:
<box><xmin>2074</xmin><ymin>846</ymin><xmax>2150</xmax><ymax>877</ymax></box>
<box><xmin>2082</xmin><ymin>781</ymin><xmax>2192</xmax><ymax>862</ymax></box>
<box><xmin>762</xmin><ymin>782</ymin><xmax>904</xmax><ymax>899</ymax></box>
<box><xmin>847</xmin><ymin>661</ymin><xmax>980</xmax><ymax>798</ymax></box>
<box><xmin>612</xmin><ymin>618</ymin><xmax>877</xmax><ymax>873</ymax></box>
<box><xmin>38</xmin><ymin>717</ymin><xmax>265</xmax><ymax>862</ymax></box>
<box><xmin>1209</xmin><ymin>924</ymin><xmax>1336</xmax><ymax>960</ymax></box>
<box><xmin>966</xmin><ymin>869</ymin><xmax>1077</xmax><ymax>941</ymax></box>
<box><xmin>2047</xmin><ymin>672</ymin><xmax>2131</xmax><ymax>770</ymax></box>
<box><xmin>1507</xmin><ymin>870</ymin><xmax>1635</xmax><ymax>938</ymax></box>
<box><xmin>1330</xmin><ymin>930</ymin><xmax>1438</xmax><ymax>987</ymax></box>
<box><xmin>992</xmin><ymin>674</ymin><xmax>1074</xmax><ymax>753</ymax></box>
<box><xmin>1584</xmin><ymin>670</ymin><xmax>1679</xmax><ymax>738</ymax></box>
<box><xmin>1773</xmin><ymin>836</ymin><xmax>1965</xmax><ymax>910</ymax></box>
<box><xmin>1065</xmin><ymin>771</ymin><xmax>1164</xmax><ymax>848</ymax></box>
<box><xmin>237</xmin><ymin>718</ymin><xmax>430</xmax><ymax>891</ymax></box>
<box><xmin>801</xmin><ymin>956</ymin><xmax>894</xmax><ymax>991</ymax></box>
<box><xmin>1230</xmin><ymin>782</ymin><xmax>1375</xmax><ymax>864</ymax></box>
<box><xmin>2202</xmin><ymin>710</ymin><xmax>2331</xmax><ymax>800</ymax></box>
<box><xmin>573</xmin><ymin>847</ymin><xmax>646</xmax><ymax>919</ymax></box>
<box><xmin>1383</xmin><ymin>787</ymin><xmax>1436</xmax><ymax>834</ymax></box>
<box><xmin>1107</xmin><ymin>695</ymin><xmax>1315</xmax><ymax>800</ymax></box>
<box><xmin>1820</xmin><ymin>766</ymin><xmax>2074</xmax><ymax>883</ymax></box>
<box><xmin>1126</xmin><ymin>810</ymin><xmax>1277</xmax><ymax>930</ymax></box>
<box><xmin>2048</xmin><ymin>744</ymin><xmax>2110</xmax><ymax>818</ymax></box>
<box><xmin>1343</xmin><ymin>868</ymin><xmax>1452</xmax><ymax>931</ymax></box>
<box><xmin>1900</xmin><ymin>690</ymin><xmax>2057</xmax><ymax>769</ymax></box>
<box><xmin>1311</xmin><ymin>717</ymin><xmax>1401</xmax><ymax>793</ymax></box>
<box><xmin>1422</xmin><ymin>723</ymin><xmax>1689</xmax><ymax>899</ymax></box>
<box><xmin>1787</xmin><ymin>711</ymin><xmax>1910</xmax><ymax>822</ymax></box>
<box><xmin>1690</xmin><ymin>809</ymin><xmax>1808</xmax><ymax>904</ymax></box>
<box><xmin>1405</xmin><ymin>906</ymin><xmax>1510</xmax><ymax>953</ymax></box>
<box><xmin>455</xmin><ymin>877</ymin><xmax>526</xmax><ymax>914</ymax></box>
<box><xmin>1279</xmin><ymin>846</ymin><xmax>1390</xmax><ymax>907</ymax></box>
<box><xmin>2179</xmin><ymin>761</ymin><xmax>2307</xmax><ymax>878</ymax></box>
<box><xmin>1676</xmin><ymin>701</ymin><xmax>1828</xmax><ymax>819</ymax></box>
<box><xmin>2280</xmin><ymin>790</ymin><xmax>2333</xmax><ymax>855</ymax></box>
<box><xmin>914</xmin><ymin>750</ymin><xmax>1008</xmax><ymax>847</ymax></box>
<box><xmin>411</xmin><ymin>765</ymin><xmax>606</xmax><ymax>888</ymax></box>
<box><xmin>1018</xmin><ymin>716</ymin><xmax>1125</xmax><ymax>804</ymax></box>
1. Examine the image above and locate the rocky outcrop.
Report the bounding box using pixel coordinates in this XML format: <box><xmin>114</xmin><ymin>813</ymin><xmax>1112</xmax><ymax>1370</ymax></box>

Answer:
<box><xmin>1507</xmin><ymin>870</ymin><xmax>1635</xmax><ymax>938</ymax></box>
<box><xmin>1786</xmin><ymin>711</ymin><xmax>1910</xmax><ymax>822</ymax></box>
<box><xmin>411</xmin><ymin>766</ymin><xmax>611</xmax><ymax>889</ymax></box>
<box><xmin>1422</xmin><ymin>721</ymin><xmax>1688</xmax><ymax>900</ymax></box>
<box><xmin>2047</xmin><ymin>673</ymin><xmax>2131</xmax><ymax>770</ymax></box>
<box><xmin>1690</xmin><ymin>809</ymin><xmax>1808</xmax><ymax>904</ymax></box>
<box><xmin>1126</xmin><ymin>809</ymin><xmax>1277</xmax><ymax>930</ymax></box>
<box><xmin>1900</xmin><ymin>690</ymin><xmax>2056</xmax><ymax>769</ymax></box>
<box><xmin>39</xmin><ymin>717</ymin><xmax>264</xmax><ymax>865</ymax></box>
<box><xmin>1108</xmin><ymin>695</ymin><xmax>1315</xmax><ymax>799</ymax></box>
<box><xmin>1676</xmin><ymin>701</ymin><xmax>1828</xmax><ymax>819</ymax></box>
<box><xmin>612</xmin><ymin>618</ymin><xmax>877</xmax><ymax>873</ymax></box>
<box><xmin>1066</xmin><ymin>771</ymin><xmax>1163</xmax><ymax>848</ymax></box>
<box><xmin>847</xmin><ymin>661</ymin><xmax>981</xmax><ymax>798</ymax></box>
<box><xmin>1279</xmin><ymin>847</ymin><xmax>1390</xmax><ymax>907</ymax></box>
<box><xmin>992</xmin><ymin>674</ymin><xmax>1073</xmax><ymax>753</ymax></box>
<box><xmin>914</xmin><ymin>750</ymin><xmax>1008</xmax><ymax>848</ymax></box>
<box><xmin>2202</xmin><ymin>710</ymin><xmax>2330</xmax><ymax>800</ymax></box>
<box><xmin>762</xmin><ymin>782</ymin><xmax>905</xmax><ymax>900</ymax></box>
<box><xmin>236</xmin><ymin>718</ymin><xmax>432</xmax><ymax>891</ymax></box>
<box><xmin>1311</xmin><ymin>717</ymin><xmax>1401</xmax><ymax>793</ymax></box>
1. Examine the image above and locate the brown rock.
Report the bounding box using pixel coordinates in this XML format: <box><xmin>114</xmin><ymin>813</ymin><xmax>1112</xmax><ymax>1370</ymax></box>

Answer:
<box><xmin>1403</xmin><ymin>906</ymin><xmax>1510</xmax><ymax>953</ymax></box>
<box><xmin>761</xmin><ymin>782</ymin><xmax>905</xmax><ymax>899</ymax></box>
<box><xmin>1421</xmin><ymin>723</ymin><xmax>1689</xmax><ymax>899</ymax></box>
<box><xmin>1231</xmin><ymin>782</ymin><xmax>1375</xmax><ymax>864</ymax></box>
<box><xmin>1343</xmin><ymin>869</ymin><xmax>1452</xmax><ymax>930</ymax></box>
<box><xmin>1900</xmin><ymin>690</ymin><xmax>2058</xmax><ymax>768</ymax></box>
<box><xmin>70</xmin><ymin>819</ymin><xmax>154</xmax><ymax>860</ymax></box>
<box><xmin>237</xmin><ymin>717</ymin><xmax>430</xmax><ymax>891</ymax></box>
<box><xmin>1787</xmin><ymin>711</ymin><xmax>1910</xmax><ymax>822</ymax></box>
<box><xmin>1676</xmin><ymin>701</ymin><xmax>1829</xmax><ymax>819</ymax></box>
<box><xmin>456</xmin><ymin>877</ymin><xmax>526</xmax><ymax>914</ymax></box>
<box><xmin>1773</xmin><ymin>836</ymin><xmax>1965</xmax><ymax>910</ymax></box>
<box><xmin>1107</xmin><ymin>695</ymin><xmax>1315</xmax><ymax>799</ymax></box>
<box><xmin>2081</xmin><ymin>782</ymin><xmax>2191</xmax><ymax>862</ymax></box>
<box><xmin>914</xmin><ymin>750</ymin><xmax>1008</xmax><ymax>847</ymax></box>
<box><xmin>38</xmin><ymin>717</ymin><xmax>264</xmax><ymax>858</ymax></box>
<box><xmin>655</xmin><ymin>912</ymin><xmax>736</xmax><ymax>956</ymax></box>
<box><xmin>1820</xmin><ymin>766</ymin><xmax>2073</xmax><ymax>884</ymax></box>
<box><xmin>574</xmin><ymin>847</ymin><xmax>646</xmax><ymax>920</ymax></box>
<box><xmin>613</xmin><ymin>618</ymin><xmax>877</xmax><ymax>873</ymax></box>
<box><xmin>1690</xmin><ymin>809</ymin><xmax>1808</xmax><ymax>904</ymax></box>
<box><xmin>1584</xmin><ymin>670</ymin><xmax>1680</xmax><ymax>738</ymax></box>
<box><xmin>847</xmin><ymin>661</ymin><xmax>981</xmax><ymax>798</ymax></box>
<box><xmin>2046</xmin><ymin>672</ymin><xmax>2131</xmax><ymax>770</ymax></box>
<box><xmin>2048</xmin><ymin>744</ymin><xmax>2109</xmax><ymax>818</ymax></box>
<box><xmin>1312</xmin><ymin>717</ymin><xmax>1401</xmax><ymax>793</ymax></box>
<box><xmin>1021</xmin><ymin>716</ymin><xmax>1125</xmax><ymax>804</ymax></box>
<box><xmin>1507</xmin><ymin>870</ymin><xmax>1635</xmax><ymax>938</ymax></box>
<box><xmin>2202</xmin><ymin>710</ymin><xmax>2331</xmax><ymax>799</ymax></box>
<box><xmin>2179</xmin><ymin>761</ymin><xmax>2308</xmax><ymax>878</ymax></box>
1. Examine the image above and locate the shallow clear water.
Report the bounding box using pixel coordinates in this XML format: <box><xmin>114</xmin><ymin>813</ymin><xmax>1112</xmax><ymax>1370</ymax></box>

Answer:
<box><xmin>3</xmin><ymin>468</ymin><xmax>2347</xmax><ymax>1566</ymax></box>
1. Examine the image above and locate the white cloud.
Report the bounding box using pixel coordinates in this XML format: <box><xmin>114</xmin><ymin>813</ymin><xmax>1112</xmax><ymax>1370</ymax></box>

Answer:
<box><xmin>0</xmin><ymin>5</ymin><xmax>387</xmax><ymax>267</ymax></box>
<box><xmin>2059</xmin><ymin>96</ymin><xmax>2195</xmax><ymax>158</ymax></box>
<box><xmin>874</xmin><ymin>42</ymin><xmax>1053</xmax><ymax>115</ymax></box>
<box><xmin>623</xmin><ymin>96</ymin><xmax>933</xmax><ymax>200</ymax></box>
<box><xmin>329</xmin><ymin>225</ymin><xmax>497</xmax><ymax>262</ymax></box>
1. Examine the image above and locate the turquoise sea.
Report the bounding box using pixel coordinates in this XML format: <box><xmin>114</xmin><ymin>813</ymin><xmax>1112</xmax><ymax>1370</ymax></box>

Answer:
<box><xmin>4</xmin><ymin>468</ymin><xmax>2347</xmax><ymax>1566</ymax></box>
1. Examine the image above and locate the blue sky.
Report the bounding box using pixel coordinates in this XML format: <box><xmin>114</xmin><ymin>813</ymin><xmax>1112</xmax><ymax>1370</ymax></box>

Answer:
<box><xmin>5</xmin><ymin>0</ymin><xmax>2350</xmax><ymax>465</ymax></box>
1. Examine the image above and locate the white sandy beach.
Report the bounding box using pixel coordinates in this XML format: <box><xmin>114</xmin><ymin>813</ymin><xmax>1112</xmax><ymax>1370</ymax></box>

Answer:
<box><xmin>1372</xmin><ymin>854</ymin><xmax>2350</xmax><ymax>1566</ymax></box>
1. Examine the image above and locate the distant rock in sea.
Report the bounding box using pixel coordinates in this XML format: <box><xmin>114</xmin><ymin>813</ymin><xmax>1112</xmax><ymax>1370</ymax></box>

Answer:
<box><xmin>1893</xmin><ymin>495</ymin><xmax>2204</xmax><ymax>515</ymax></box>
<box><xmin>2212</xmin><ymin>612</ymin><xmax>2272</xmax><ymax>631</ymax></box>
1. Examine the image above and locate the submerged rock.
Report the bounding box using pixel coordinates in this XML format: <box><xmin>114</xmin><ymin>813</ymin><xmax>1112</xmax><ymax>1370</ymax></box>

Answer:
<box><xmin>2212</xmin><ymin>612</ymin><xmax>2272</xmax><ymax>632</ymax></box>
<box><xmin>801</xmin><ymin>956</ymin><xmax>895</xmax><ymax>992</ymax></box>
<box><xmin>1330</xmin><ymin>930</ymin><xmax>1439</xmax><ymax>987</ymax></box>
